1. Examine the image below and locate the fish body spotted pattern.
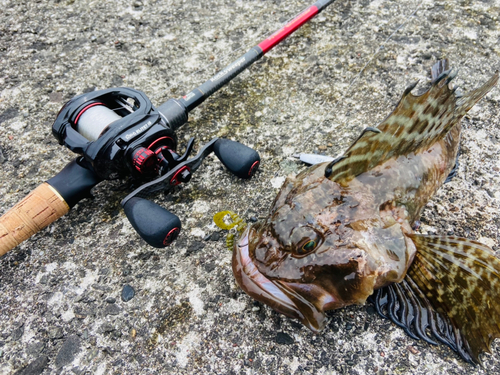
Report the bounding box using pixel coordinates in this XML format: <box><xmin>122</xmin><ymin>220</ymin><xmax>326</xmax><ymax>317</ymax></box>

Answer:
<box><xmin>232</xmin><ymin>60</ymin><xmax>499</xmax><ymax>363</ymax></box>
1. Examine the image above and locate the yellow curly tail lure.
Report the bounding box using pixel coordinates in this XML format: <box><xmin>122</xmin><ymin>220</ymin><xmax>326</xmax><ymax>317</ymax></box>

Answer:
<box><xmin>213</xmin><ymin>211</ymin><xmax>247</xmax><ymax>251</ymax></box>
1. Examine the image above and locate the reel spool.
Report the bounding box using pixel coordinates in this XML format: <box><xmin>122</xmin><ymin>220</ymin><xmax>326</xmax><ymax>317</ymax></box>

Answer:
<box><xmin>52</xmin><ymin>88</ymin><xmax>177</xmax><ymax>180</ymax></box>
<box><xmin>75</xmin><ymin>102</ymin><xmax>122</xmax><ymax>141</ymax></box>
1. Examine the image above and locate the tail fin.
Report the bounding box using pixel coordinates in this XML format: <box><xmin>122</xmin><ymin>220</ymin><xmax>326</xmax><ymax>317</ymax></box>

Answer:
<box><xmin>371</xmin><ymin>235</ymin><xmax>500</xmax><ymax>363</ymax></box>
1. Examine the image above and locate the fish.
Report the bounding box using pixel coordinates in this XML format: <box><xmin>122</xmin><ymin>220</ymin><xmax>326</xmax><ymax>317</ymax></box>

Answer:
<box><xmin>231</xmin><ymin>60</ymin><xmax>500</xmax><ymax>363</ymax></box>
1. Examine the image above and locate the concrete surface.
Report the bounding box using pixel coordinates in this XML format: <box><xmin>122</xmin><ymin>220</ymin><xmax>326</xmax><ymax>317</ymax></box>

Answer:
<box><xmin>1</xmin><ymin>0</ymin><xmax>499</xmax><ymax>374</ymax></box>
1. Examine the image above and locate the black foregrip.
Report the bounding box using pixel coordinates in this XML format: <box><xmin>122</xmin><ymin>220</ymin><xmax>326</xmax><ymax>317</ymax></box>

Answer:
<box><xmin>123</xmin><ymin>197</ymin><xmax>181</xmax><ymax>248</ymax></box>
<box><xmin>47</xmin><ymin>159</ymin><xmax>101</xmax><ymax>208</ymax></box>
<box><xmin>213</xmin><ymin>139</ymin><xmax>260</xmax><ymax>179</ymax></box>
<box><xmin>156</xmin><ymin>99</ymin><xmax>188</xmax><ymax>131</ymax></box>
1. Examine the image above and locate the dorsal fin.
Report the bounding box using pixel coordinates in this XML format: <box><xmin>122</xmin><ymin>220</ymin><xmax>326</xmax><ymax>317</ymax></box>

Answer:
<box><xmin>326</xmin><ymin>62</ymin><xmax>498</xmax><ymax>185</ymax></box>
<box><xmin>430</xmin><ymin>59</ymin><xmax>449</xmax><ymax>82</ymax></box>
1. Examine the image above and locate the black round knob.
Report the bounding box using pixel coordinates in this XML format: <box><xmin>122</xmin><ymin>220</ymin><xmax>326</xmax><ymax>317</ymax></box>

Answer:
<box><xmin>123</xmin><ymin>197</ymin><xmax>181</xmax><ymax>248</ymax></box>
<box><xmin>213</xmin><ymin>138</ymin><xmax>260</xmax><ymax>179</ymax></box>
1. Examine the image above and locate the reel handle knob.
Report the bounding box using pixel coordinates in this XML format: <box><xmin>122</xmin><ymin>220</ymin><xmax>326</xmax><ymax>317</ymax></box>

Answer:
<box><xmin>213</xmin><ymin>139</ymin><xmax>260</xmax><ymax>179</ymax></box>
<box><xmin>123</xmin><ymin>197</ymin><xmax>181</xmax><ymax>248</ymax></box>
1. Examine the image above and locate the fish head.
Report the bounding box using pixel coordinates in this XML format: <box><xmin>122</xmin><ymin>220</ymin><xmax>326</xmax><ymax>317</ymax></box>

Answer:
<box><xmin>233</xmin><ymin>163</ymin><xmax>415</xmax><ymax>332</ymax></box>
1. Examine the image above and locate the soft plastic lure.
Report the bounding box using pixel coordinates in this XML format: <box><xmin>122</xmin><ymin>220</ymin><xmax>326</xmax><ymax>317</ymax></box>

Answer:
<box><xmin>213</xmin><ymin>211</ymin><xmax>247</xmax><ymax>250</ymax></box>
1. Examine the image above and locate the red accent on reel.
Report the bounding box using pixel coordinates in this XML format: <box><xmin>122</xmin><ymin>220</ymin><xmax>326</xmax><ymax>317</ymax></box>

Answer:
<box><xmin>132</xmin><ymin>147</ymin><xmax>156</xmax><ymax>173</ymax></box>
<box><xmin>148</xmin><ymin>136</ymin><xmax>175</xmax><ymax>151</ymax></box>
<box><xmin>74</xmin><ymin>102</ymin><xmax>106</xmax><ymax>125</ymax></box>
<box><xmin>170</xmin><ymin>166</ymin><xmax>191</xmax><ymax>186</ymax></box>
<box><xmin>163</xmin><ymin>227</ymin><xmax>180</xmax><ymax>246</ymax></box>
<box><xmin>154</xmin><ymin>145</ymin><xmax>174</xmax><ymax>164</ymax></box>
<box><xmin>248</xmin><ymin>160</ymin><xmax>260</xmax><ymax>177</ymax></box>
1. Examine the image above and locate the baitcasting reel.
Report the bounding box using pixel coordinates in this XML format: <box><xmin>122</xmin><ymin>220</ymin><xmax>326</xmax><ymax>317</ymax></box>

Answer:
<box><xmin>48</xmin><ymin>87</ymin><xmax>260</xmax><ymax>248</ymax></box>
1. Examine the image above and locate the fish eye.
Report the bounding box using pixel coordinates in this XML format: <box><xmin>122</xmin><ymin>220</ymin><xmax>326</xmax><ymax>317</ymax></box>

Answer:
<box><xmin>291</xmin><ymin>227</ymin><xmax>322</xmax><ymax>258</ymax></box>
<box><xmin>299</xmin><ymin>240</ymin><xmax>316</xmax><ymax>254</ymax></box>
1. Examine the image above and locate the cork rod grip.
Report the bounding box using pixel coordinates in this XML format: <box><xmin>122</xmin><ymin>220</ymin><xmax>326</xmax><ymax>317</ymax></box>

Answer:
<box><xmin>0</xmin><ymin>183</ymin><xmax>69</xmax><ymax>256</ymax></box>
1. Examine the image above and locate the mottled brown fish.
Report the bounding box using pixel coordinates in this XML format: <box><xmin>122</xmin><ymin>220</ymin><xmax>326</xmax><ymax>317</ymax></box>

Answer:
<box><xmin>232</xmin><ymin>60</ymin><xmax>499</xmax><ymax>363</ymax></box>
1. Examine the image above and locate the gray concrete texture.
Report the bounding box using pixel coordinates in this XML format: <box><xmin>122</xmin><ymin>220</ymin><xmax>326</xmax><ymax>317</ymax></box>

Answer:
<box><xmin>1</xmin><ymin>0</ymin><xmax>499</xmax><ymax>374</ymax></box>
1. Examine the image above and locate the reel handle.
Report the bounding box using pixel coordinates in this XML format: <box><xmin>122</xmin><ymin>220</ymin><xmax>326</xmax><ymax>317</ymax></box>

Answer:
<box><xmin>122</xmin><ymin>197</ymin><xmax>181</xmax><ymax>248</ymax></box>
<box><xmin>213</xmin><ymin>139</ymin><xmax>260</xmax><ymax>179</ymax></box>
<box><xmin>0</xmin><ymin>183</ymin><xmax>69</xmax><ymax>256</ymax></box>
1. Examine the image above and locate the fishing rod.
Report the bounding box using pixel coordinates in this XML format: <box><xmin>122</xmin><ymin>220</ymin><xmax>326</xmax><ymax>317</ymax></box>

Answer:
<box><xmin>0</xmin><ymin>0</ymin><xmax>337</xmax><ymax>255</ymax></box>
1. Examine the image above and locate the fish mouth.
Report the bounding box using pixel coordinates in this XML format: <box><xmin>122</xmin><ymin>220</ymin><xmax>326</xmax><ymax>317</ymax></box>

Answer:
<box><xmin>232</xmin><ymin>227</ymin><xmax>328</xmax><ymax>333</ymax></box>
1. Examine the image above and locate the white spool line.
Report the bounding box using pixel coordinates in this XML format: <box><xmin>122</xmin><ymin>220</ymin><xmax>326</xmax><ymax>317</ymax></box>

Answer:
<box><xmin>76</xmin><ymin>104</ymin><xmax>122</xmax><ymax>141</ymax></box>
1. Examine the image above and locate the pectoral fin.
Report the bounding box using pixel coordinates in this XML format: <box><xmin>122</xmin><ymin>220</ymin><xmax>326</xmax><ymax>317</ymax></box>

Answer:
<box><xmin>370</xmin><ymin>235</ymin><xmax>500</xmax><ymax>364</ymax></box>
